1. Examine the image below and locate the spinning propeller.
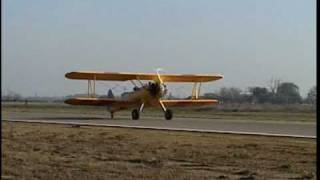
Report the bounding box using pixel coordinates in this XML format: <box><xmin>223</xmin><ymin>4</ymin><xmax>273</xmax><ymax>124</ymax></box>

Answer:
<box><xmin>153</xmin><ymin>69</ymin><xmax>171</xmax><ymax>119</ymax></box>
<box><xmin>155</xmin><ymin>68</ymin><xmax>167</xmax><ymax>97</ymax></box>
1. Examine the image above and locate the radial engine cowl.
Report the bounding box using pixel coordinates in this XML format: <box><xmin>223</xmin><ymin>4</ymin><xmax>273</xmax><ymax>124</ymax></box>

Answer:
<box><xmin>148</xmin><ymin>83</ymin><xmax>161</xmax><ymax>97</ymax></box>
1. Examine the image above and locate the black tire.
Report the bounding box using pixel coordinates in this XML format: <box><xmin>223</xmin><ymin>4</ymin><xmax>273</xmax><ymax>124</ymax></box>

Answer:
<box><xmin>164</xmin><ymin>109</ymin><xmax>173</xmax><ymax>120</ymax></box>
<box><xmin>132</xmin><ymin>109</ymin><xmax>140</xmax><ymax>120</ymax></box>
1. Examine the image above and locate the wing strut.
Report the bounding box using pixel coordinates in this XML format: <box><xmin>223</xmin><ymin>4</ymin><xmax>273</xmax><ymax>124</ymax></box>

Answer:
<box><xmin>87</xmin><ymin>77</ymin><xmax>97</xmax><ymax>97</ymax></box>
<box><xmin>93</xmin><ymin>75</ymin><xmax>96</xmax><ymax>97</ymax></box>
<box><xmin>159</xmin><ymin>100</ymin><xmax>167</xmax><ymax>112</ymax></box>
<box><xmin>191</xmin><ymin>82</ymin><xmax>202</xmax><ymax>99</ymax></box>
<box><xmin>88</xmin><ymin>80</ymin><xmax>90</xmax><ymax>97</ymax></box>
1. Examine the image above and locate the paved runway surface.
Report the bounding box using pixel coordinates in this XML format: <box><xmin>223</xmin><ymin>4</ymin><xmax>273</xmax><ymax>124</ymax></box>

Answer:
<box><xmin>2</xmin><ymin>112</ymin><xmax>316</xmax><ymax>138</ymax></box>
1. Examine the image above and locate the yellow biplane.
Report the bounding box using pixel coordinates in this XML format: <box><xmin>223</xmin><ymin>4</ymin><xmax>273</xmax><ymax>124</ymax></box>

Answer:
<box><xmin>65</xmin><ymin>71</ymin><xmax>223</xmax><ymax>120</ymax></box>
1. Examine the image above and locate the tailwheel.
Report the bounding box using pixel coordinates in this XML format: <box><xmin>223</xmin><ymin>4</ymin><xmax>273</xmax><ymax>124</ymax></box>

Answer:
<box><xmin>110</xmin><ymin>112</ymin><xmax>114</xmax><ymax>119</ymax></box>
<box><xmin>164</xmin><ymin>109</ymin><xmax>173</xmax><ymax>120</ymax></box>
<box><xmin>131</xmin><ymin>109</ymin><xmax>140</xmax><ymax>120</ymax></box>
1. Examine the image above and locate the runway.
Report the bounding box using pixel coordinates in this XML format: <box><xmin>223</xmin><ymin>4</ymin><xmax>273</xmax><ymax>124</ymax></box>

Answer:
<box><xmin>2</xmin><ymin>113</ymin><xmax>316</xmax><ymax>138</ymax></box>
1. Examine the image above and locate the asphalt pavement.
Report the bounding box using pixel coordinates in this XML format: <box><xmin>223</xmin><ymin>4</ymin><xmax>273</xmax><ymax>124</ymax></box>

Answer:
<box><xmin>2</xmin><ymin>112</ymin><xmax>316</xmax><ymax>138</ymax></box>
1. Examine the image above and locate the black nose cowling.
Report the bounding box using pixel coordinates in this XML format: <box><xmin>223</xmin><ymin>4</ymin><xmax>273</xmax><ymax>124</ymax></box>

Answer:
<box><xmin>148</xmin><ymin>82</ymin><xmax>161</xmax><ymax>97</ymax></box>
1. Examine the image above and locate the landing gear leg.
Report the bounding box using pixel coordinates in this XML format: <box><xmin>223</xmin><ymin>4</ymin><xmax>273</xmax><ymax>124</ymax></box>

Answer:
<box><xmin>139</xmin><ymin>103</ymin><xmax>145</xmax><ymax>113</ymax></box>
<box><xmin>159</xmin><ymin>100</ymin><xmax>173</xmax><ymax>120</ymax></box>
<box><xmin>131</xmin><ymin>103</ymin><xmax>144</xmax><ymax>120</ymax></box>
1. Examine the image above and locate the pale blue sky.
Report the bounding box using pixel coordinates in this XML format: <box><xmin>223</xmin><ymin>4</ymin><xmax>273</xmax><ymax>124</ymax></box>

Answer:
<box><xmin>2</xmin><ymin>0</ymin><xmax>316</xmax><ymax>97</ymax></box>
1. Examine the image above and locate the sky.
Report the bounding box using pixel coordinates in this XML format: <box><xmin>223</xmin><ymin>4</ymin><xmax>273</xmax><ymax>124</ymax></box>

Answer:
<box><xmin>2</xmin><ymin>0</ymin><xmax>316</xmax><ymax>97</ymax></box>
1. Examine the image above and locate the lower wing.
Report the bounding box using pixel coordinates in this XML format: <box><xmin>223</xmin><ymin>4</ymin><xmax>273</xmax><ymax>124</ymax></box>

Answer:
<box><xmin>65</xmin><ymin>98</ymin><xmax>217</xmax><ymax>108</ymax></box>
<box><xmin>65</xmin><ymin>97</ymin><xmax>135</xmax><ymax>107</ymax></box>
<box><xmin>161</xmin><ymin>99</ymin><xmax>218</xmax><ymax>107</ymax></box>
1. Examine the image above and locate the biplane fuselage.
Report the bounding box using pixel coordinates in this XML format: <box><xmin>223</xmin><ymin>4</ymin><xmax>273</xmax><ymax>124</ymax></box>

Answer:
<box><xmin>107</xmin><ymin>82</ymin><xmax>165</xmax><ymax>111</ymax></box>
<box><xmin>65</xmin><ymin>71</ymin><xmax>223</xmax><ymax>120</ymax></box>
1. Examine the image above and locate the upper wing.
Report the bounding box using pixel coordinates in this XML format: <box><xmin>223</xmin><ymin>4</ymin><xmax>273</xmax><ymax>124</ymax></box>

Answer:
<box><xmin>161</xmin><ymin>99</ymin><xmax>218</xmax><ymax>107</ymax></box>
<box><xmin>65</xmin><ymin>71</ymin><xmax>223</xmax><ymax>82</ymax></box>
<box><xmin>65</xmin><ymin>97</ymin><xmax>136</xmax><ymax>107</ymax></box>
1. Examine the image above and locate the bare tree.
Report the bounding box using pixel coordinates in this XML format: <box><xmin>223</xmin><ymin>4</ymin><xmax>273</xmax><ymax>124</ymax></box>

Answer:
<box><xmin>306</xmin><ymin>86</ymin><xmax>316</xmax><ymax>105</ymax></box>
<box><xmin>218</xmin><ymin>87</ymin><xmax>242</xmax><ymax>103</ymax></box>
<box><xmin>267</xmin><ymin>77</ymin><xmax>281</xmax><ymax>95</ymax></box>
<box><xmin>267</xmin><ymin>77</ymin><xmax>282</xmax><ymax>103</ymax></box>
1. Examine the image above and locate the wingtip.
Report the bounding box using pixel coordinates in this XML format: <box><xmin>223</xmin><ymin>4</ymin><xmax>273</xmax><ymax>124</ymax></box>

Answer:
<box><xmin>64</xmin><ymin>98</ymin><xmax>73</xmax><ymax>104</ymax></box>
<box><xmin>217</xmin><ymin>74</ymin><xmax>224</xmax><ymax>79</ymax></box>
<box><xmin>65</xmin><ymin>72</ymin><xmax>73</xmax><ymax>79</ymax></box>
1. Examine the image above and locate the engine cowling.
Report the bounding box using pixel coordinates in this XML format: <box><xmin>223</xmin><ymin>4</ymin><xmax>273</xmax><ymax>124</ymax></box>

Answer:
<box><xmin>147</xmin><ymin>82</ymin><xmax>161</xmax><ymax>97</ymax></box>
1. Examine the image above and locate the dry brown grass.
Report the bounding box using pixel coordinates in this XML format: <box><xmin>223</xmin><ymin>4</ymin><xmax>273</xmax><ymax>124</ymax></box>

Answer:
<box><xmin>2</xmin><ymin>122</ymin><xmax>316</xmax><ymax>180</ymax></box>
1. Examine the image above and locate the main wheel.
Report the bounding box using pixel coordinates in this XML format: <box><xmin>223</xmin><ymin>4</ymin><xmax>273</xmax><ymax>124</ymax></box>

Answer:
<box><xmin>164</xmin><ymin>109</ymin><xmax>173</xmax><ymax>120</ymax></box>
<box><xmin>131</xmin><ymin>109</ymin><xmax>140</xmax><ymax>120</ymax></box>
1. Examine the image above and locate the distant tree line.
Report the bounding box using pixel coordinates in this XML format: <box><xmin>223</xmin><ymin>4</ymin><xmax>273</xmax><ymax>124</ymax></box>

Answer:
<box><xmin>202</xmin><ymin>81</ymin><xmax>316</xmax><ymax>105</ymax></box>
<box><xmin>1</xmin><ymin>90</ymin><xmax>64</xmax><ymax>102</ymax></box>
<box><xmin>1</xmin><ymin>90</ymin><xmax>23</xmax><ymax>101</ymax></box>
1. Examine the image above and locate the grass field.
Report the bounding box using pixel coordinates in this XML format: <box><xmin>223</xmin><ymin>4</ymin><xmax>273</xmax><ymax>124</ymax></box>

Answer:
<box><xmin>2</xmin><ymin>122</ymin><xmax>316</xmax><ymax>180</ymax></box>
<box><xmin>1</xmin><ymin>102</ymin><xmax>316</xmax><ymax>122</ymax></box>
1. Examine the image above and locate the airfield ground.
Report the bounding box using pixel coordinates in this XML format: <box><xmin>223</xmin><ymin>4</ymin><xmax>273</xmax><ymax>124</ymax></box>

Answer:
<box><xmin>2</xmin><ymin>122</ymin><xmax>316</xmax><ymax>180</ymax></box>
<box><xmin>1</xmin><ymin>102</ymin><xmax>317</xmax><ymax>179</ymax></box>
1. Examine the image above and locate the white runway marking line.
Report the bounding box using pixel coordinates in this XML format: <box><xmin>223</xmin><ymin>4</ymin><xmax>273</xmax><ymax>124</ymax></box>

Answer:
<box><xmin>2</xmin><ymin>119</ymin><xmax>316</xmax><ymax>139</ymax></box>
